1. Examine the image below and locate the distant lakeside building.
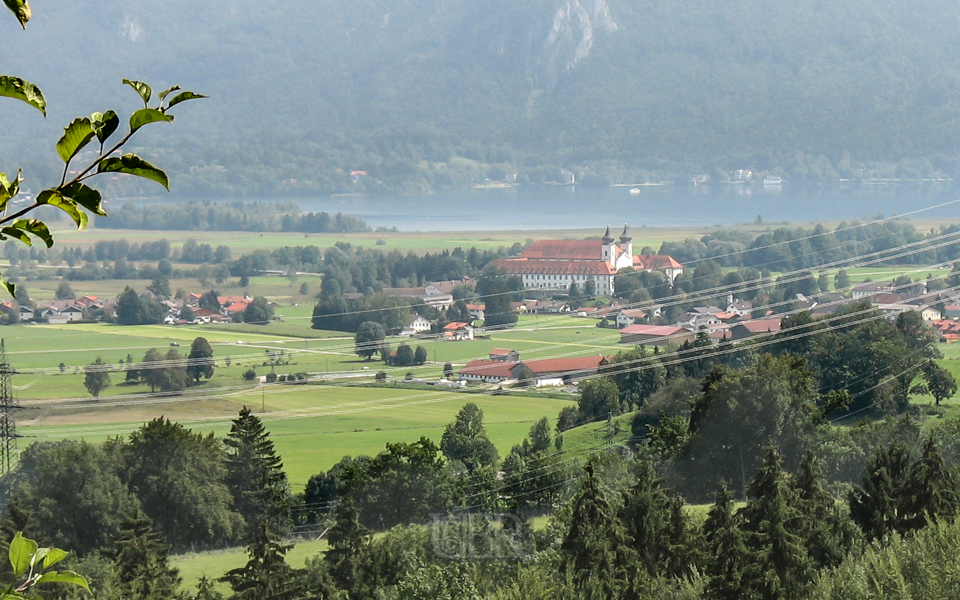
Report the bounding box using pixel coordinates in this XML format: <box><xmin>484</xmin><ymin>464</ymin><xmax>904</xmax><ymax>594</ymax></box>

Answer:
<box><xmin>491</xmin><ymin>225</ymin><xmax>683</xmax><ymax>296</ymax></box>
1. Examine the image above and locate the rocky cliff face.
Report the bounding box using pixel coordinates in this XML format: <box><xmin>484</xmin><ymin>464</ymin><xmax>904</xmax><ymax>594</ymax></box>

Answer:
<box><xmin>531</xmin><ymin>0</ymin><xmax>618</xmax><ymax>111</ymax></box>
<box><xmin>541</xmin><ymin>0</ymin><xmax>618</xmax><ymax>74</ymax></box>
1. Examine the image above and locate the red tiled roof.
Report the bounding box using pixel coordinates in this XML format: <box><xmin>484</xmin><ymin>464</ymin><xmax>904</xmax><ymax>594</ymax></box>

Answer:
<box><xmin>620</xmin><ymin>324</ymin><xmax>686</xmax><ymax>336</ymax></box>
<box><xmin>521</xmin><ymin>355</ymin><xmax>608</xmax><ymax>375</ymax></box>
<box><xmin>872</xmin><ymin>293</ymin><xmax>905</xmax><ymax>305</ymax></box>
<box><xmin>620</xmin><ymin>309</ymin><xmax>648</xmax><ymax>319</ymax></box>
<box><xmin>489</xmin><ymin>348</ymin><xmax>516</xmax><ymax>356</ymax></box>
<box><xmin>225</xmin><ymin>302</ymin><xmax>249</xmax><ymax>313</ymax></box>
<box><xmin>460</xmin><ymin>359</ymin><xmax>517</xmax><ymax>379</ymax></box>
<box><xmin>737</xmin><ymin>318</ymin><xmax>782</xmax><ymax>333</ymax></box>
<box><xmin>444</xmin><ymin>322</ymin><xmax>470</xmax><ymax>331</ymax></box>
<box><xmin>466</xmin><ymin>303</ymin><xmax>486</xmax><ymax>310</ymax></box>
<box><xmin>634</xmin><ymin>255</ymin><xmax>683</xmax><ymax>270</ymax></box>
<box><xmin>521</xmin><ymin>240</ymin><xmax>603</xmax><ymax>261</ymax></box>
<box><xmin>493</xmin><ymin>258</ymin><xmax>616</xmax><ymax>276</ymax></box>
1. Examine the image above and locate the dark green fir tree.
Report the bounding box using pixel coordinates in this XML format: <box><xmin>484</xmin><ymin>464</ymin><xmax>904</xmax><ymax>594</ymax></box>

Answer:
<box><xmin>224</xmin><ymin>407</ymin><xmax>291</xmax><ymax>540</ymax></box>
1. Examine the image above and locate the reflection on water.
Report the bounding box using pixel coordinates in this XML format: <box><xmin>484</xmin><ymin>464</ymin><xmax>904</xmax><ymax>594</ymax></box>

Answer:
<box><xmin>152</xmin><ymin>182</ymin><xmax>960</xmax><ymax>232</ymax></box>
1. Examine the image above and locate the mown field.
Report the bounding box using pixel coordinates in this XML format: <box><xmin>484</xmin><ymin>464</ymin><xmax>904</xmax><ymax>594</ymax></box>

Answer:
<box><xmin>7</xmin><ymin>313</ymin><xmax>618</xmax><ymax>484</ymax></box>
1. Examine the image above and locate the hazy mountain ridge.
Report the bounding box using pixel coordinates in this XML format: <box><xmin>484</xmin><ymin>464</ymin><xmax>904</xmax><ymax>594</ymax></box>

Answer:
<box><xmin>4</xmin><ymin>0</ymin><xmax>960</xmax><ymax>196</ymax></box>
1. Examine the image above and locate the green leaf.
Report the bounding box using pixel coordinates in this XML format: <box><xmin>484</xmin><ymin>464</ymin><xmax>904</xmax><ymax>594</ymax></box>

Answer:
<box><xmin>6</xmin><ymin>220</ymin><xmax>53</xmax><ymax>248</ymax></box>
<box><xmin>90</xmin><ymin>110</ymin><xmax>119</xmax><ymax>145</ymax></box>
<box><xmin>166</xmin><ymin>91</ymin><xmax>208</xmax><ymax>109</ymax></box>
<box><xmin>3</xmin><ymin>0</ymin><xmax>31</xmax><ymax>29</ymax></box>
<box><xmin>61</xmin><ymin>182</ymin><xmax>105</xmax><ymax>216</ymax></box>
<box><xmin>36</xmin><ymin>191</ymin><xmax>88</xmax><ymax>230</ymax></box>
<box><xmin>41</xmin><ymin>548</ymin><xmax>68</xmax><ymax>570</ymax></box>
<box><xmin>9</xmin><ymin>533</ymin><xmax>36</xmax><ymax>578</ymax></box>
<box><xmin>122</xmin><ymin>79</ymin><xmax>151</xmax><ymax>106</ymax></box>
<box><xmin>129</xmin><ymin>108</ymin><xmax>173</xmax><ymax>133</ymax></box>
<box><xmin>0</xmin><ymin>227</ymin><xmax>31</xmax><ymax>246</ymax></box>
<box><xmin>36</xmin><ymin>571</ymin><xmax>89</xmax><ymax>591</ymax></box>
<box><xmin>0</xmin><ymin>76</ymin><xmax>45</xmax><ymax>115</ymax></box>
<box><xmin>97</xmin><ymin>154</ymin><xmax>169</xmax><ymax>190</ymax></box>
<box><xmin>158</xmin><ymin>85</ymin><xmax>181</xmax><ymax>102</ymax></box>
<box><xmin>56</xmin><ymin>118</ymin><xmax>95</xmax><ymax>164</ymax></box>
<box><xmin>0</xmin><ymin>170</ymin><xmax>22</xmax><ymax>208</ymax></box>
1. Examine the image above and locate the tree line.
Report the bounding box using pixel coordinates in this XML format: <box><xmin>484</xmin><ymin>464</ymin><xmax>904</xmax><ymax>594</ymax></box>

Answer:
<box><xmin>94</xmin><ymin>201</ymin><xmax>370</xmax><ymax>233</ymax></box>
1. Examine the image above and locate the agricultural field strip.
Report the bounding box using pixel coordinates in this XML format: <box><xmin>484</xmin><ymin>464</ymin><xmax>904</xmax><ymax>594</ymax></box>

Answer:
<box><xmin>9</xmin><ymin>225</ymin><xmax>960</xmax><ymax>422</ymax></box>
<box><xmin>10</xmin><ymin>226</ymin><xmax>956</xmax><ymax>372</ymax></box>
<box><xmin>7</xmin><ymin>258</ymin><xmax>944</xmax><ymax>404</ymax></box>
<box><xmin>23</xmin><ymin>292</ymin><xmax>930</xmax><ymax>441</ymax></box>
<box><xmin>7</xmin><ymin>263</ymin><xmax>943</xmax><ymax>405</ymax></box>
<box><xmin>21</xmin><ymin>384</ymin><xmax>555</xmax><ymax>437</ymax></box>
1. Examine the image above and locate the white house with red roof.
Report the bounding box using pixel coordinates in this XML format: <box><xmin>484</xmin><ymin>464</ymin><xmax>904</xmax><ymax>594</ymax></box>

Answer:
<box><xmin>443</xmin><ymin>322</ymin><xmax>474</xmax><ymax>340</ymax></box>
<box><xmin>491</xmin><ymin>225</ymin><xmax>683</xmax><ymax>296</ymax></box>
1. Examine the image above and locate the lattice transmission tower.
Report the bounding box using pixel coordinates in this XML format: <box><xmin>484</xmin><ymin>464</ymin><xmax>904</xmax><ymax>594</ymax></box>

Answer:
<box><xmin>0</xmin><ymin>340</ymin><xmax>21</xmax><ymax>474</ymax></box>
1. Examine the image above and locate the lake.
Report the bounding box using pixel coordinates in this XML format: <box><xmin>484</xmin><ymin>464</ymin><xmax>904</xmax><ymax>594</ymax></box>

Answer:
<box><xmin>162</xmin><ymin>182</ymin><xmax>960</xmax><ymax>232</ymax></box>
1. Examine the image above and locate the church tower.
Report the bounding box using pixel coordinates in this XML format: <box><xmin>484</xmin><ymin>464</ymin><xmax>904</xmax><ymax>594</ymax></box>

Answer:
<box><xmin>616</xmin><ymin>223</ymin><xmax>633</xmax><ymax>268</ymax></box>
<box><xmin>601</xmin><ymin>225</ymin><xmax>616</xmax><ymax>267</ymax></box>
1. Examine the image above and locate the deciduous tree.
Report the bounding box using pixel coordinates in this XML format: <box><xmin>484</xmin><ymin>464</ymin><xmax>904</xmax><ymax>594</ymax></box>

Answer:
<box><xmin>83</xmin><ymin>356</ymin><xmax>111</xmax><ymax>398</ymax></box>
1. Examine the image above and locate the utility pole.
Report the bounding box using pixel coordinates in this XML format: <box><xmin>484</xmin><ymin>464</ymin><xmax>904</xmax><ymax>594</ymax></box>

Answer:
<box><xmin>0</xmin><ymin>340</ymin><xmax>21</xmax><ymax>474</ymax></box>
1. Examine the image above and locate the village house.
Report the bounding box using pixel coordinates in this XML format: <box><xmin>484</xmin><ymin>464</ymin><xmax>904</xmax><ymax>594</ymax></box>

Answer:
<box><xmin>729</xmin><ymin>318</ymin><xmax>782</xmax><ymax>342</ymax></box>
<box><xmin>400</xmin><ymin>315</ymin><xmax>432</xmax><ymax>337</ymax></box>
<box><xmin>489</xmin><ymin>348</ymin><xmax>520</xmax><ymax>362</ymax></box>
<box><xmin>382</xmin><ymin>287</ymin><xmax>455</xmax><ymax>310</ymax></box>
<box><xmin>616</xmin><ymin>309</ymin><xmax>648</xmax><ymax>328</ymax></box>
<box><xmin>443</xmin><ymin>322</ymin><xmax>474</xmax><ymax>340</ymax></box>
<box><xmin>726</xmin><ymin>299</ymin><xmax>753</xmax><ymax>316</ymax></box>
<box><xmin>619</xmin><ymin>324</ymin><xmax>695</xmax><ymax>346</ymax></box>
<box><xmin>465</xmin><ymin>303</ymin><xmax>486</xmax><ymax>321</ymax></box>
<box><xmin>852</xmin><ymin>281</ymin><xmax>895</xmax><ymax>299</ymax></box>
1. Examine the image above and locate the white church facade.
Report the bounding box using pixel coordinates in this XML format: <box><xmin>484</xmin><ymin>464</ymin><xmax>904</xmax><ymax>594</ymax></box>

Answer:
<box><xmin>492</xmin><ymin>225</ymin><xmax>684</xmax><ymax>296</ymax></box>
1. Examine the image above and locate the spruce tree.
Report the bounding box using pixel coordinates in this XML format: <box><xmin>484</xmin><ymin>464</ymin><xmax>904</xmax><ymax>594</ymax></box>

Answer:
<box><xmin>619</xmin><ymin>458</ymin><xmax>671</xmax><ymax>576</ymax></box>
<box><xmin>107</xmin><ymin>511</ymin><xmax>182</xmax><ymax>600</ymax></box>
<box><xmin>793</xmin><ymin>449</ymin><xmax>853</xmax><ymax>569</ymax></box>
<box><xmin>325</xmin><ymin>499</ymin><xmax>370</xmax><ymax>599</ymax></box>
<box><xmin>221</xmin><ymin>526</ymin><xmax>302</xmax><ymax>600</ymax></box>
<box><xmin>739</xmin><ymin>447</ymin><xmax>813</xmax><ymax>600</ymax></box>
<box><xmin>224</xmin><ymin>407</ymin><xmax>291</xmax><ymax>540</ymax></box>
<box><xmin>560</xmin><ymin>462</ymin><xmax>633</xmax><ymax>594</ymax></box>
<box><xmin>703</xmin><ymin>481</ymin><xmax>748</xmax><ymax>600</ymax></box>
<box><xmin>849</xmin><ymin>442</ymin><xmax>913</xmax><ymax>541</ymax></box>
<box><xmin>905</xmin><ymin>438</ymin><xmax>960</xmax><ymax>529</ymax></box>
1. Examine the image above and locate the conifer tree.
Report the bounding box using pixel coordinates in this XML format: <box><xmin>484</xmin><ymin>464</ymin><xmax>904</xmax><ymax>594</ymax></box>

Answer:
<box><xmin>849</xmin><ymin>442</ymin><xmax>913</xmax><ymax>541</ymax></box>
<box><xmin>905</xmin><ymin>438</ymin><xmax>960</xmax><ymax>529</ymax></box>
<box><xmin>107</xmin><ymin>511</ymin><xmax>182</xmax><ymax>600</ymax></box>
<box><xmin>194</xmin><ymin>577</ymin><xmax>225</xmax><ymax>600</ymax></box>
<box><xmin>793</xmin><ymin>450</ymin><xmax>854</xmax><ymax>568</ymax></box>
<box><xmin>663</xmin><ymin>495</ymin><xmax>702</xmax><ymax>578</ymax></box>
<box><xmin>560</xmin><ymin>462</ymin><xmax>633</xmax><ymax>594</ymax></box>
<box><xmin>221</xmin><ymin>526</ymin><xmax>302</xmax><ymax>600</ymax></box>
<box><xmin>325</xmin><ymin>499</ymin><xmax>370</xmax><ymax>599</ymax></box>
<box><xmin>739</xmin><ymin>447</ymin><xmax>813</xmax><ymax>600</ymax></box>
<box><xmin>619</xmin><ymin>458</ymin><xmax>672</xmax><ymax>576</ymax></box>
<box><xmin>224</xmin><ymin>407</ymin><xmax>291</xmax><ymax>540</ymax></box>
<box><xmin>703</xmin><ymin>481</ymin><xmax>748</xmax><ymax>600</ymax></box>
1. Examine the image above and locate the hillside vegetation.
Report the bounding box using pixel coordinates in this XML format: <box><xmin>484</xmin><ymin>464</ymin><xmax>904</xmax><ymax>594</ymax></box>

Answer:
<box><xmin>5</xmin><ymin>0</ymin><xmax>960</xmax><ymax>195</ymax></box>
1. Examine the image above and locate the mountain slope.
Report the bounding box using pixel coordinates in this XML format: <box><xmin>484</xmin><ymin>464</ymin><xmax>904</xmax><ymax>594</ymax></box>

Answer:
<box><xmin>4</xmin><ymin>0</ymin><xmax>960</xmax><ymax>195</ymax></box>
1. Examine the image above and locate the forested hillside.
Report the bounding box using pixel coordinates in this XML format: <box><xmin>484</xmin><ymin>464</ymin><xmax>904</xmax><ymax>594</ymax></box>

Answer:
<box><xmin>6</xmin><ymin>0</ymin><xmax>960</xmax><ymax>195</ymax></box>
